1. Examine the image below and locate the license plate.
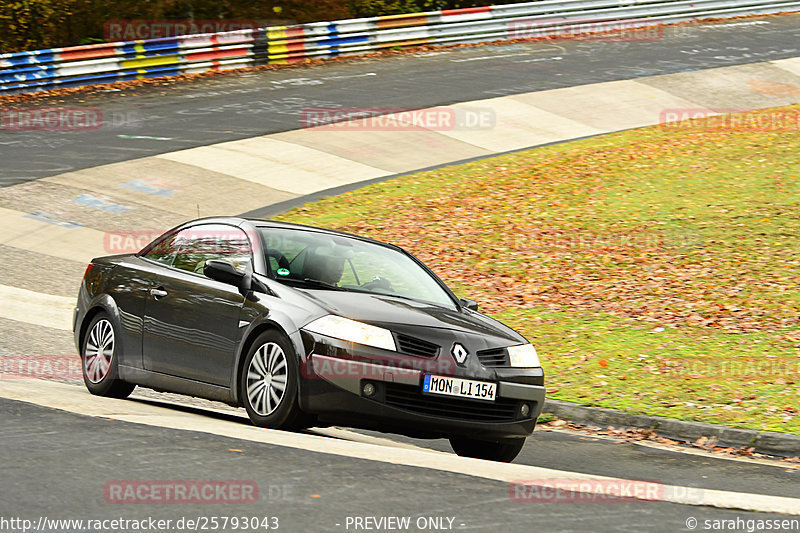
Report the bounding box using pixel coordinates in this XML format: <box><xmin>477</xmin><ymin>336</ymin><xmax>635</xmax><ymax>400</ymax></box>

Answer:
<box><xmin>422</xmin><ymin>374</ymin><xmax>496</xmax><ymax>402</ymax></box>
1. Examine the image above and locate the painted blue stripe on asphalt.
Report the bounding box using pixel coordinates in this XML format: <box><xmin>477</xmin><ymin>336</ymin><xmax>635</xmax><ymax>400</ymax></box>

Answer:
<box><xmin>22</xmin><ymin>211</ymin><xmax>82</xmax><ymax>228</ymax></box>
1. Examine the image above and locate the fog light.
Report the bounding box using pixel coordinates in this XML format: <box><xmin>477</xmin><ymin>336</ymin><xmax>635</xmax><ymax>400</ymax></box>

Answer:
<box><xmin>362</xmin><ymin>382</ymin><xmax>376</xmax><ymax>397</ymax></box>
<box><xmin>520</xmin><ymin>403</ymin><xmax>530</xmax><ymax>417</ymax></box>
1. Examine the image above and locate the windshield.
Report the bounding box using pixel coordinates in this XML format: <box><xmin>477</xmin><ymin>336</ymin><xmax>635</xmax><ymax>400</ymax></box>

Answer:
<box><xmin>259</xmin><ymin>227</ymin><xmax>456</xmax><ymax>309</ymax></box>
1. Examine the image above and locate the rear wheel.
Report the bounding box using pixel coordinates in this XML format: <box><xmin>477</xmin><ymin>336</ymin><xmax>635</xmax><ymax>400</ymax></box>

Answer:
<box><xmin>81</xmin><ymin>313</ymin><xmax>135</xmax><ymax>398</ymax></box>
<box><xmin>240</xmin><ymin>330</ymin><xmax>308</xmax><ymax>430</ymax></box>
<box><xmin>449</xmin><ymin>436</ymin><xmax>526</xmax><ymax>463</ymax></box>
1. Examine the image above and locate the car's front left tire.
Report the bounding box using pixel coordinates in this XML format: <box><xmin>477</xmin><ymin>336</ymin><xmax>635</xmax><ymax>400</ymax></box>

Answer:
<box><xmin>240</xmin><ymin>330</ymin><xmax>308</xmax><ymax>430</ymax></box>
<box><xmin>81</xmin><ymin>312</ymin><xmax>135</xmax><ymax>398</ymax></box>
<box><xmin>449</xmin><ymin>436</ymin><xmax>527</xmax><ymax>463</ymax></box>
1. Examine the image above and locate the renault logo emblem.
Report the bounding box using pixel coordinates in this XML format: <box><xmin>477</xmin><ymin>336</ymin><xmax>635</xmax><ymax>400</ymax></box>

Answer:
<box><xmin>452</xmin><ymin>343</ymin><xmax>469</xmax><ymax>365</ymax></box>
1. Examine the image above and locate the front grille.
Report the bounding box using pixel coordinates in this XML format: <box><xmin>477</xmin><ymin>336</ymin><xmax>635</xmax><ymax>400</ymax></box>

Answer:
<box><xmin>477</xmin><ymin>347</ymin><xmax>507</xmax><ymax>367</ymax></box>
<box><xmin>395</xmin><ymin>334</ymin><xmax>439</xmax><ymax>357</ymax></box>
<box><xmin>383</xmin><ymin>383</ymin><xmax>520</xmax><ymax>423</ymax></box>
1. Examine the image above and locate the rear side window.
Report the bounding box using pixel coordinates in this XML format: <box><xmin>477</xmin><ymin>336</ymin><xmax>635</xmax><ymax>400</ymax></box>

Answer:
<box><xmin>145</xmin><ymin>224</ymin><xmax>253</xmax><ymax>275</ymax></box>
<box><xmin>143</xmin><ymin>233</ymin><xmax>178</xmax><ymax>267</ymax></box>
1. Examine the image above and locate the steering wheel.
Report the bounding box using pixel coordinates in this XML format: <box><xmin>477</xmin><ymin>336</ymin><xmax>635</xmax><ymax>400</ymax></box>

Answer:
<box><xmin>360</xmin><ymin>276</ymin><xmax>394</xmax><ymax>292</ymax></box>
<box><xmin>267</xmin><ymin>250</ymin><xmax>290</xmax><ymax>272</ymax></box>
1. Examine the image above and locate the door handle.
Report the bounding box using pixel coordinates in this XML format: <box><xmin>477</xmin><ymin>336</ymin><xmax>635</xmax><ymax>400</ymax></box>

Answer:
<box><xmin>149</xmin><ymin>288</ymin><xmax>168</xmax><ymax>299</ymax></box>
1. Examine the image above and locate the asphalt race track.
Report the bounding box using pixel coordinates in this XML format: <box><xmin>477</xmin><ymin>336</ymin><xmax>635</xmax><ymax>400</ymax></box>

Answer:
<box><xmin>1</xmin><ymin>397</ymin><xmax>798</xmax><ymax>532</ymax></box>
<box><xmin>2</xmin><ymin>16</ymin><xmax>800</xmax><ymax>185</ymax></box>
<box><xmin>1</xmin><ymin>14</ymin><xmax>800</xmax><ymax>533</ymax></box>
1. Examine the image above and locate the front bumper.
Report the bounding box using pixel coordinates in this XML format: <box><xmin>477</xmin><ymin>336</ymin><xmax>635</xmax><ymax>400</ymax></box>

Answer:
<box><xmin>301</xmin><ymin>352</ymin><xmax>546</xmax><ymax>440</ymax></box>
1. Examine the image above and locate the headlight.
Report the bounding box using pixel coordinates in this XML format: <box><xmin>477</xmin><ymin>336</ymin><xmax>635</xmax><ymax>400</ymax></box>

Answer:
<box><xmin>304</xmin><ymin>315</ymin><xmax>396</xmax><ymax>352</ymax></box>
<box><xmin>507</xmin><ymin>343</ymin><xmax>540</xmax><ymax>368</ymax></box>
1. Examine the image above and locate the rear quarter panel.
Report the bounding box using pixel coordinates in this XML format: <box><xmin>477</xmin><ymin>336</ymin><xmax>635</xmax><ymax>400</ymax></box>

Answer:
<box><xmin>75</xmin><ymin>255</ymin><xmax>151</xmax><ymax>369</ymax></box>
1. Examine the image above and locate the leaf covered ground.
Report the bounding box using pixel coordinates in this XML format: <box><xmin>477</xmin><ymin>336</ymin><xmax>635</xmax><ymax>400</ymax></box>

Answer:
<box><xmin>278</xmin><ymin>106</ymin><xmax>800</xmax><ymax>433</ymax></box>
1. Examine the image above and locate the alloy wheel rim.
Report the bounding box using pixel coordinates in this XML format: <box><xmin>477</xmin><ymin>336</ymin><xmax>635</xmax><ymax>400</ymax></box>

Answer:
<box><xmin>246</xmin><ymin>342</ymin><xmax>288</xmax><ymax>416</ymax></box>
<box><xmin>84</xmin><ymin>319</ymin><xmax>114</xmax><ymax>383</ymax></box>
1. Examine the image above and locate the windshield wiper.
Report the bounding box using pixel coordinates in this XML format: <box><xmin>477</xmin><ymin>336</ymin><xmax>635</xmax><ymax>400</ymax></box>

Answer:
<box><xmin>277</xmin><ymin>277</ymin><xmax>345</xmax><ymax>291</ymax></box>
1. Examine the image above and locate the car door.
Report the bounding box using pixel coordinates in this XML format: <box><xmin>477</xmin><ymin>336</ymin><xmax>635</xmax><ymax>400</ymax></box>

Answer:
<box><xmin>140</xmin><ymin>223</ymin><xmax>252</xmax><ymax>386</ymax></box>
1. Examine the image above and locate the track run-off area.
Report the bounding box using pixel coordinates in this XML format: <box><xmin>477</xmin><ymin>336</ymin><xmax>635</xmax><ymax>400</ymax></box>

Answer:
<box><xmin>1</xmin><ymin>14</ymin><xmax>800</xmax><ymax>533</ymax></box>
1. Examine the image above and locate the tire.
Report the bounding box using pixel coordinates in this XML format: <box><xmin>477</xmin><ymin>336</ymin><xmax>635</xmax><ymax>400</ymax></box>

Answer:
<box><xmin>449</xmin><ymin>436</ymin><xmax>527</xmax><ymax>463</ymax></box>
<box><xmin>81</xmin><ymin>312</ymin><xmax>135</xmax><ymax>398</ymax></box>
<box><xmin>240</xmin><ymin>330</ymin><xmax>307</xmax><ymax>430</ymax></box>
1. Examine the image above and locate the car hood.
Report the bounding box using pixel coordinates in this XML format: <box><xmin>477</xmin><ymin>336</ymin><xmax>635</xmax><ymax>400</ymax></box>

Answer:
<box><xmin>296</xmin><ymin>289</ymin><xmax>524</xmax><ymax>344</ymax></box>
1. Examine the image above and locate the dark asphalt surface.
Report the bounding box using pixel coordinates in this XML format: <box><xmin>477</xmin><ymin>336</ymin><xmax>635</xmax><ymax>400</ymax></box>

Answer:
<box><xmin>137</xmin><ymin>395</ymin><xmax>800</xmax><ymax>502</ymax></box>
<box><xmin>1</xmin><ymin>397</ymin><xmax>798</xmax><ymax>533</ymax></box>
<box><xmin>353</xmin><ymin>428</ymin><xmax>800</xmax><ymax>500</ymax></box>
<box><xmin>2</xmin><ymin>16</ymin><xmax>800</xmax><ymax>185</ymax></box>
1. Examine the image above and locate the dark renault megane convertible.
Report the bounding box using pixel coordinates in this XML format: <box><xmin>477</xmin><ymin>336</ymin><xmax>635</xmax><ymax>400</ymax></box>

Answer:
<box><xmin>74</xmin><ymin>217</ymin><xmax>545</xmax><ymax>462</ymax></box>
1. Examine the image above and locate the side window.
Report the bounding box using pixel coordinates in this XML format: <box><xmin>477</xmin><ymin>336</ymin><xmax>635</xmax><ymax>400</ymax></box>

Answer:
<box><xmin>148</xmin><ymin>225</ymin><xmax>253</xmax><ymax>275</ymax></box>
<box><xmin>263</xmin><ymin>231</ymin><xmax>310</xmax><ymax>276</ymax></box>
<box><xmin>143</xmin><ymin>233</ymin><xmax>178</xmax><ymax>267</ymax></box>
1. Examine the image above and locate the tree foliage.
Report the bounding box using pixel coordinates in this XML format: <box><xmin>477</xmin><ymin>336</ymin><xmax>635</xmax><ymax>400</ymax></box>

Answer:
<box><xmin>0</xmin><ymin>0</ymin><xmax>520</xmax><ymax>54</ymax></box>
<box><xmin>347</xmin><ymin>0</ymin><xmax>522</xmax><ymax>17</ymax></box>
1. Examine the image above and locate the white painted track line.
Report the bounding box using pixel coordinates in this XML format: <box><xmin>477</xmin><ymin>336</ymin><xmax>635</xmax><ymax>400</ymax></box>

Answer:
<box><xmin>0</xmin><ymin>284</ymin><xmax>73</xmax><ymax>331</ymax></box>
<box><xmin>773</xmin><ymin>57</ymin><xmax>800</xmax><ymax>77</ymax></box>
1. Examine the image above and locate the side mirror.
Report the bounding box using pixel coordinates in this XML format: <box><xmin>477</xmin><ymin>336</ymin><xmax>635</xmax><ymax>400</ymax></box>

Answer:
<box><xmin>204</xmin><ymin>260</ymin><xmax>245</xmax><ymax>288</ymax></box>
<box><xmin>460</xmin><ymin>298</ymin><xmax>479</xmax><ymax>311</ymax></box>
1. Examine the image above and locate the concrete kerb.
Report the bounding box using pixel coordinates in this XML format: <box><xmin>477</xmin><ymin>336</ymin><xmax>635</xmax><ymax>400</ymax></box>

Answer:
<box><xmin>239</xmin><ymin>131</ymin><xmax>608</xmax><ymax>220</ymax></box>
<box><xmin>543</xmin><ymin>399</ymin><xmax>800</xmax><ymax>458</ymax></box>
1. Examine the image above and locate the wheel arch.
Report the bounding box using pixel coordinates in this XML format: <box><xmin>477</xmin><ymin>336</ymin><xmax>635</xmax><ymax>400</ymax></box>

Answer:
<box><xmin>231</xmin><ymin>319</ymin><xmax>304</xmax><ymax>406</ymax></box>
<box><xmin>78</xmin><ymin>295</ymin><xmax>122</xmax><ymax>356</ymax></box>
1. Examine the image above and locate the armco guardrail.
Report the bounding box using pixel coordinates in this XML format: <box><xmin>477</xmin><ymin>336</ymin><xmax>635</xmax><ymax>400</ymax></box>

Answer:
<box><xmin>2</xmin><ymin>0</ymin><xmax>799</xmax><ymax>95</ymax></box>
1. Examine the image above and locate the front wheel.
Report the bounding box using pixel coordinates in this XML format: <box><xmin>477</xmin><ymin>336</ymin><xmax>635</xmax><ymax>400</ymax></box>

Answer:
<box><xmin>240</xmin><ymin>330</ymin><xmax>307</xmax><ymax>430</ymax></box>
<box><xmin>81</xmin><ymin>312</ymin><xmax>135</xmax><ymax>398</ymax></box>
<box><xmin>449</xmin><ymin>436</ymin><xmax>526</xmax><ymax>463</ymax></box>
